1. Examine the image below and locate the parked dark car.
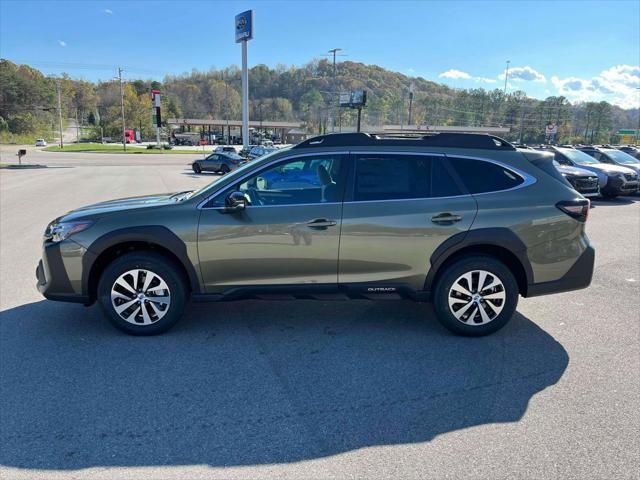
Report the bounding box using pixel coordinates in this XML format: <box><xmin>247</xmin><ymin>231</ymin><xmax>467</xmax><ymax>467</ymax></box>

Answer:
<box><xmin>537</xmin><ymin>146</ymin><xmax>639</xmax><ymax>198</ymax></box>
<box><xmin>617</xmin><ymin>146</ymin><xmax>640</xmax><ymax>160</ymax></box>
<box><xmin>192</xmin><ymin>152</ymin><xmax>245</xmax><ymax>174</ymax></box>
<box><xmin>553</xmin><ymin>161</ymin><xmax>600</xmax><ymax>197</ymax></box>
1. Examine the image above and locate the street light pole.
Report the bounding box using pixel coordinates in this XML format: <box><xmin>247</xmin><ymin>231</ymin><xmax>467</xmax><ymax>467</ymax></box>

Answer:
<box><xmin>503</xmin><ymin>60</ymin><xmax>511</xmax><ymax>95</ymax></box>
<box><xmin>117</xmin><ymin>67</ymin><xmax>126</xmax><ymax>151</ymax></box>
<box><xmin>55</xmin><ymin>79</ymin><xmax>64</xmax><ymax>149</ymax></box>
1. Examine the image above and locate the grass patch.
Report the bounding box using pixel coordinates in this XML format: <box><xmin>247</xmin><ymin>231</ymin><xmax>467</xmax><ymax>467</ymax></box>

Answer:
<box><xmin>43</xmin><ymin>143</ymin><xmax>199</xmax><ymax>154</ymax></box>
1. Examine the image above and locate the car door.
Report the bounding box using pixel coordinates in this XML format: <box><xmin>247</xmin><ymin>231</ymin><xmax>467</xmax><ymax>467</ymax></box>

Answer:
<box><xmin>200</xmin><ymin>154</ymin><xmax>220</xmax><ymax>171</ymax></box>
<box><xmin>197</xmin><ymin>153</ymin><xmax>348</xmax><ymax>292</ymax></box>
<box><xmin>338</xmin><ymin>152</ymin><xmax>477</xmax><ymax>291</ymax></box>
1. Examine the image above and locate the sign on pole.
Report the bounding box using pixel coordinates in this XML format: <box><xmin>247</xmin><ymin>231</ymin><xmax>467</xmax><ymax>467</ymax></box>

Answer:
<box><xmin>236</xmin><ymin>10</ymin><xmax>253</xmax><ymax>150</ymax></box>
<box><xmin>545</xmin><ymin>122</ymin><xmax>558</xmax><ymax>143</ymax></box>
<box><xmin>235</xmin><ymin>10</ymin><xmax>253</xmax><ymax>43</ymax></box>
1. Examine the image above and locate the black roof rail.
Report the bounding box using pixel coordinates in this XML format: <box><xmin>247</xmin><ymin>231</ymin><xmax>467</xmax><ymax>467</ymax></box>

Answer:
<box><xmin>293</xmin><ymin>132</ymin><xmax>516</xmax><ymax>150</ymax></box>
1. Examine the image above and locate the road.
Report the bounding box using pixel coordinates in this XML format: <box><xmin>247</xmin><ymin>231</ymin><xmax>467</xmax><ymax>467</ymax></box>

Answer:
<box><xmin>0</xmin><ymin>157</ymin><xmax>638</xmax><ymax>480</ymax></box>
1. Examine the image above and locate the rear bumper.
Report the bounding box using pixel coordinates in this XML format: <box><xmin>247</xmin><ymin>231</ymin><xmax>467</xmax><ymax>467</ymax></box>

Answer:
<box><xmin>36</xmin><ymin>242</ymin><xmax>89</xmax><ymax>304</ymax></box>
<box><xmin>525</xmin><ymin>245</ymin><xmax>595</xmax><ymax>297</ymax></box>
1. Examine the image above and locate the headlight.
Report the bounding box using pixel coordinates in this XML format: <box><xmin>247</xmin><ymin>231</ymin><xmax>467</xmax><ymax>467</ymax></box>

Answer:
<box><xmin>45</xmin><ymin>221</ymin><xmax>94</xmax><ymax>242</ymax></box>
<box><xmin>561</xmin><ymin>172</ymin><xmax>568</xmax><ymax>177</ymax></box>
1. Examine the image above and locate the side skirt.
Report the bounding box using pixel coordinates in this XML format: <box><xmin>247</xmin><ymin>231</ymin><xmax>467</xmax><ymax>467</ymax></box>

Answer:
<box><xmin>191</xmin><ymin>283</ymin><xmax>431</xmax><ymax>303</ymax></box>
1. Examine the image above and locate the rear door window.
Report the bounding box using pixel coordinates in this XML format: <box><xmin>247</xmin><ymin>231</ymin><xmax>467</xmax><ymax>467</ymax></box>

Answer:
<box><xmin>448</xmin><ymin>157</ymin><xmax>524</xmax><ymax>194</ymax></box>
<box><xmin>353</xmin><ymin>154</ymin><xmax>431</xmax><ymax>201</ymax></box>
<box><xmin>352</xmin><ymin>154</ymin><xmax>463</xmax><ymax>201</ymax></box>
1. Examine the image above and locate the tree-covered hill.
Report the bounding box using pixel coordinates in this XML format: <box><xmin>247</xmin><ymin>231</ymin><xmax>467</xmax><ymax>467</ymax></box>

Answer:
<box><xmin>1</xmin><ymin>58</ymin><xmax>637</xmax><ymax>144</ymax></box>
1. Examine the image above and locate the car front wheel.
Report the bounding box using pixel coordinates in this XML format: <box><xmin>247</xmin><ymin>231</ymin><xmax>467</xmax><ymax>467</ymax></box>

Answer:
<box><xmin>97</xmin><ymin>252</ymin><xmax>187</xmax><ymax>335</ymax></box>
<box><xmin>192</xmin><ymin>163</ymin><xmax>202</xmax><ymax>174</ymax></box>
<box><xmin>433</xmin><ymin>255</ymin><xmax>518</xmax><ymax>336</ymax></box>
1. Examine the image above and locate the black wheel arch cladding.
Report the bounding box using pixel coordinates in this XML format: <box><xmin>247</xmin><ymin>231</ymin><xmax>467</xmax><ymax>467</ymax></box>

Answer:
<box><xmin>424</xmin><ymin>228</ymin><xmax>534</xmax><ymax>293</ymax></box>
<box><xmin>82</xmin><ymin>225</ymin><xmax>201</xmax><ymax>301</ymax></box>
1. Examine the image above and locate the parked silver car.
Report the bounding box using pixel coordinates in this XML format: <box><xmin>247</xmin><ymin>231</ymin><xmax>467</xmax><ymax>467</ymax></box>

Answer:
<box><xmin>577</xmin><ymin>146</ymin><xmax>640</xmax><ymax>184</ymax></box>
<box><xmin>248</xmin><ymin>145</ymin><xmax>278</xmax><ymax>160</ymax></box>
<box><xmin>539</xmin><ymin>146</ymin><xmax>639</xmax><ymax>198</ymax></box>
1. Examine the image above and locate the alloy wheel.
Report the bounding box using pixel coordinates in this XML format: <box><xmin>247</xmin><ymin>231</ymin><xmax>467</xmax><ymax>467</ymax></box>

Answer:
<box><xmin>447</xmin><ymin>270</ymin><xmax>506</xmax><ymax>325</ymax></box>
<box><xmin>110</xmin><ymin>269</ymin><xmax>171</xmax><ymax>325</ymax></box>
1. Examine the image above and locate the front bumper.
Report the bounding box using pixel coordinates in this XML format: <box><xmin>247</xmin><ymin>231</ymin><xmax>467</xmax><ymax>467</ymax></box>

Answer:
<box><xmin>602</xmin><ymin>176</ymin><xmax>639</xmax><ymax>196</ymax></box>
<box><xmin>36</xmin><ymin>241</ymin><xmax>89</xmax><ymax>304</ymax></box>
<box><xmin>525</xmin><ymin>245</ymin><xmax>595</xmax><ymax>297</ymax></box>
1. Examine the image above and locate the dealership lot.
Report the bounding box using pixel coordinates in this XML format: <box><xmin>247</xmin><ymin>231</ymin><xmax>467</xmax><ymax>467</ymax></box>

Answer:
<box><xmin>0</xmin><ymin>154</ymin><xmax>638</xmax><ymax>479</ymax></box>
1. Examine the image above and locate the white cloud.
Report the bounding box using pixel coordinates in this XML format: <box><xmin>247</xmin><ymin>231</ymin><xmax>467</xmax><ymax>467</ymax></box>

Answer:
<box><xmin>499</xmin><ymin>66</ymin><xmax>546</xmax><ymax>83</ymax></box>
<box><xmin>439</xmin><ymin>70</ymin><xmax>497</xmax><ymax>83</ymax></box>
<box><xmin>475</xmin><ymin>76</ymin><xmax>497</xmax><ymax>84</ymax></box>
<box><xmin>58</xmin><ymin>40</ymin><xmax>66</xmax><ymax>47</ymax></box>
<box><xmin>102</xmin><ymin>8</ymin><xmax>113</xmax><ymax>14</ymax></box>
<box><xmin>439</xmin><ymin>69</ymin><xmax>471</xmax><ymax>80</ymax></box>
<box><xmin>551</xmin><ymin>65</ymin><xmax>640</xmax><ymax>108</ymax></box>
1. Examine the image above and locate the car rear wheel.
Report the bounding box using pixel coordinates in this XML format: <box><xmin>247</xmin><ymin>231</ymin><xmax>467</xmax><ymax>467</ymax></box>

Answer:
<box><xmin>433</xmin><ymin>255</ymin><xmax>518</xmax><ymax>336</ymax></box>
<box><xmin>97</xmin><ymin>252</ymin><xmax>187</xmax><ymax>335</ymax></box>
<box><xmin>220</xmin><ymin>165</ymin><xmax>230</xmax><ymax>174</ymax></box>
<box><xmin>192</xmin><ymin>163</ymin><xmax>202</xmax><ymax>174</ymax></box>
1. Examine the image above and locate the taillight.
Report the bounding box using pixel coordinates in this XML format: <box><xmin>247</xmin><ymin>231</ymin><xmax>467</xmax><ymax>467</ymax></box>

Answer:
<box><xmin>556</xmin><ymin>199</ymin><xmax>590</xmax><ymax>222</ymax></box>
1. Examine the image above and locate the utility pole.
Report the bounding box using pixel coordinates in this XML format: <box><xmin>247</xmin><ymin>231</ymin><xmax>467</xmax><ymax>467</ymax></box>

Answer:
<box><xmin>503</xmin><ymin>60</ymin><xmax>510</xmax><ymax>95</ymax></box>
<box><xmin>328</xmin><ymin>48</ymin><xmax>342</xmax><ymax>133</ymax></box>
<box><xmin>408</xmin><ymin>82</ymin><xmax>415</xmax><ymax>126</ymax></box>
<box><xmin>75</xmin><ymin>108</ymin><xmax>80</xmax><ymax>143</ymax></box>
<box><xmin>117</xmin><ymin>67</ymin><xmax>126</xmax><ymax>151</ymax></box>
<box><xmin>518</xmin><ymin>101</ymin><xmax>527</xmax><ymax>144</ymax></box>
<box><xmin>56</xmin><ymin>79</ymin><xmax>64</xmax><ymax>149</ymax></box>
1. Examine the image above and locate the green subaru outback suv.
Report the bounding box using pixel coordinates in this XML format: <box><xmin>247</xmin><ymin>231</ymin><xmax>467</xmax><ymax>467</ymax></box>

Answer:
<box><xmin>36</xmin><ymin>133</ymin><xmax>594</xmax><ymax>336</ymax></box>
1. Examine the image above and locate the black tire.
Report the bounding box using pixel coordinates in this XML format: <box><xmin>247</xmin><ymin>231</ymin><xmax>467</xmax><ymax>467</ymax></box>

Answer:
<box><xmin>97</xmin><ymin>252</ymin><xmax>188</xmax><ymax>335</ymax></box>
<box><xmin>192</xmin><ymin>163</ymin><xmax>202</xmax><ymax>174</ymax></box>
<box><xmin>433</xmin><ymin>255</ymin><xmax>519</xmax><ymax>337</ymax></box>
<box><xmin>220</xmin><ymin>164</ymin><xmax>230</xmax><ymax>174</ymax></box>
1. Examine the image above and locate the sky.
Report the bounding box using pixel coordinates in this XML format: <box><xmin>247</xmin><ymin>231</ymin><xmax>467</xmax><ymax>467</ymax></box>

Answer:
<box><xmin>1</xmin><ymin>0</ymin><xmax>639</xmax><ymax>108</ymax></box>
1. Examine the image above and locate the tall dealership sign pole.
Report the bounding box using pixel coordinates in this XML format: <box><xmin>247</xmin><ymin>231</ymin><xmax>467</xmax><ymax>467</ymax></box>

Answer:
<box><xmin>152</xmin><ymin>89</ymin><xmax>161</xmax><ymax>147</ymax></box>
<box><xmin>235</xmin><ymin>10</ymin><xmax>253</xmax><ymax>150</ymax></box>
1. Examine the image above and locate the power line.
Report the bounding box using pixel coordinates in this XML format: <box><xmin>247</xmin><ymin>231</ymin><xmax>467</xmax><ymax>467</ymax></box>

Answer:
<box><xmin>8</xmin><ymin>59</ymin><xmax>162</xmax><ymax>75</ymax></box>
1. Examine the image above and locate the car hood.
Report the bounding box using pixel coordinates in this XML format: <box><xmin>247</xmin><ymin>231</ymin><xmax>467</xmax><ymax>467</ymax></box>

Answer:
<box><xmin>582</xmin><ymin>163</ymin><xmax>637</xmax><ymax>175</ymax></box>
<box><xmin>556</xmin><ymin>165</ymin><xmax>595</xmax><ymax>176</ymax></box>
<box><xmin>58</xmin><ymin>192</ymin><xmax>186</xmax><ymax>221</ymax></box>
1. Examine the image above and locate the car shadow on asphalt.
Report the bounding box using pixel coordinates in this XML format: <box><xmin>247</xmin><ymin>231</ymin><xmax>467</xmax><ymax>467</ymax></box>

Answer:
<box><xmin>591</xmin><ymin>196</ymin><xmax>640</xmax><ymax>206</ymax></box>
<box><xmin>0</xmin><ymin>299</ymin><xmax>568</xmax><ymax>470</ymax></box>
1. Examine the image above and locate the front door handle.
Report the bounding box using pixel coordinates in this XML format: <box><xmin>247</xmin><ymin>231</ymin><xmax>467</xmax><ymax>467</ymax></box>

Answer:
<box><xmin>306</xmin><ymin>218</ymin><xmax>337</xmax><ymax>229</ymax></box>
<box><xmin>431</xmin><ymin>213</ymin><xmax>462</xmax><ymax>224</ymax></box>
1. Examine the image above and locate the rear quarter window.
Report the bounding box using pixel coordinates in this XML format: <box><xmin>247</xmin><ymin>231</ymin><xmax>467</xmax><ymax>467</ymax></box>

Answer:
<box><xmin>449</xmin><ymin>157</ymin><xmax>524</xmax><ymax>194</ymax></box>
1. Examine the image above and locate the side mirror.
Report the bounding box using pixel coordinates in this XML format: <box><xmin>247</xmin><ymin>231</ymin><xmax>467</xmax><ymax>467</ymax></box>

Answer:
<box><xmin>224</xmin><ymin>191</ymin><xmax>246</xmax><ymax>213</ymax></box>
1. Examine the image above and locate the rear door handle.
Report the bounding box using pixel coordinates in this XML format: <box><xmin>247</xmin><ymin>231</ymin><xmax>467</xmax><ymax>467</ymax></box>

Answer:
<box><xmin>431</xmin><ymin>213</ymin><xmax>462</xmax><ymax>224</ymax></box>
<box><xmin>306</xmin><ymin>218</ymin><xmax>337</xmax><ymax>229</ymax></box>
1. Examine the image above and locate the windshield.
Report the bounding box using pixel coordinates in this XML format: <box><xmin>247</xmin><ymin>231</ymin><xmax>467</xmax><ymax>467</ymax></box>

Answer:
<box><xmin>185</xmin><ymin>147</ymin><xmax>289</xmax><ymax>200</ymax></box>
<box><xmin>603</xmin><ymin>149</ymin><xmax>640</xmax><ymax>165</ymax></box>
<box><xmin>558</xmin><ymin>148</ymin><xmax>599</xmax><ymax>165</ymax></box>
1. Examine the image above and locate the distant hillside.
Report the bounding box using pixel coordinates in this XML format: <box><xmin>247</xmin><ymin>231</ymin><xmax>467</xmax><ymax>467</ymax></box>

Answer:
<box><xmin>1</xmin><ymin>58</ymin><xmax>638</xmax><ymax>144</ymax></box>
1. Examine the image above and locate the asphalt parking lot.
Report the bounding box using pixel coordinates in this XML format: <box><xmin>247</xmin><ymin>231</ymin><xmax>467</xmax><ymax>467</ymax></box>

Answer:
<box><xmin>0</xmin><ymin>152</ymin><xmax>638</xmax><ymax>480</ymax></box>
